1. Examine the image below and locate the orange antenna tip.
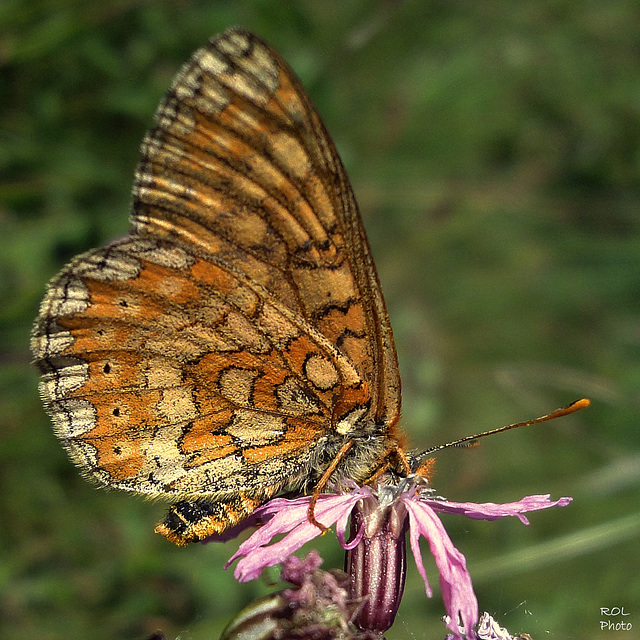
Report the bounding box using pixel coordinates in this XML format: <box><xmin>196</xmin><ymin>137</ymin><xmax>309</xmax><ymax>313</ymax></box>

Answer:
<box><xmin>547</xmin><ymin>397</ymin><xmax>591</xmax><ymax>420</ymax></box>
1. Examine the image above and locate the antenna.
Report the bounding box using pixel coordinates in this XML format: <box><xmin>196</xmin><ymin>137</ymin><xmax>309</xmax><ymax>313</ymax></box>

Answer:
<box><xmin>412</xmin><ymin>398</ymin><xmax>590</xmax><ymax>463</ymax></box>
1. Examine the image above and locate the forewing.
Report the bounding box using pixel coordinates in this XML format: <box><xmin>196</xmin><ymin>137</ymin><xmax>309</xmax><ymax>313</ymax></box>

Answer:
<box><xmin>131</xmin><ymin>29</ymin><xmax>401</xmax><ymax>425</ymax></box>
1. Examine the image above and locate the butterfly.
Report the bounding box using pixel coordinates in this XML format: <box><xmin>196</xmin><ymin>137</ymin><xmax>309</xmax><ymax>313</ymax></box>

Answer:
<box><xmin>31</xmin><ymin>28</ymin><xmax>411</xmax><ymax>546</ymax></box>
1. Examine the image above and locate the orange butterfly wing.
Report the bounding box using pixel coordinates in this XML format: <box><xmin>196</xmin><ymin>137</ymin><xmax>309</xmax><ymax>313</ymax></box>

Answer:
<box><xmin>31</xmin><ymin>29</ymin><xmax>402</xmax><ymax>544</ymax></box>
<box><xmin>132</xmin><ymin>30</ymin><xmax>400</xmax><ymax>422</ymax></box>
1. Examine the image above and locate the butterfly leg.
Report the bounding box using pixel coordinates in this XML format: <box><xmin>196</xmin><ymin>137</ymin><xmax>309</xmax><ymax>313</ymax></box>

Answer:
<box><xmin>367</xmin><ymin>444</ymin><xmax>413</xmax><ymax>483</ymax></box>
<box><xmin>307</xmin><ymin>439</ymin><xmax>356</xmax><ymax>531</ymax></box>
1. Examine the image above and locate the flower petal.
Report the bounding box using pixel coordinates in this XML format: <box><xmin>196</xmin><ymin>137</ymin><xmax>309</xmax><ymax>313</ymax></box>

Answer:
<box><xmin>404</xmin><ymin>499</ymin><xmax>478</xmax><ymax>640</ymax></box>
<box><xmin>336</xmin><ymin>506</ymin><xmax>364</xmax><ymax>550</ymax></box>
<box><xmin>427</xmin><ymin>494</ymin><xmax>572</xmax><ymax>525</ymax></box>
<box><xmin>226</xmin><ymin>492</ymin><xmax>366</xmax><ymax>581</ymax></box>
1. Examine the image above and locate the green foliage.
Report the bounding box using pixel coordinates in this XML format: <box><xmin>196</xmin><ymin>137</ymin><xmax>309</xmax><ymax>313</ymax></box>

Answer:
<box><xmin>2</xmin><ymin>1</ymin><xmax>639</xmax><ymax>638</ymax></box>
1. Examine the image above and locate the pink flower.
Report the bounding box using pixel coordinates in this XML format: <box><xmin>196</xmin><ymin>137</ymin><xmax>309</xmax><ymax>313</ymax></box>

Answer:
<box><xmin>223</xmin><ymin>478</ymin><xmax>571</xmax><ymax>639</ymax></box>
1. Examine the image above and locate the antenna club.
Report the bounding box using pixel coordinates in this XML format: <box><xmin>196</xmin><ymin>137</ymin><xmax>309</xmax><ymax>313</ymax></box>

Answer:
<box><xmin>552</xmin><ymin>397</ymin><xmax>591</xmax><ymax>420</ymax></box>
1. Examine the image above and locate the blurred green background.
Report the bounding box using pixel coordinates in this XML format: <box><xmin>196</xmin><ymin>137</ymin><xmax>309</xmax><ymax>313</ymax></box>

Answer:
<box><xmin>2</xmin><ymin>1</ymin><xmax>639</xmax><ymax>639</ymax></box>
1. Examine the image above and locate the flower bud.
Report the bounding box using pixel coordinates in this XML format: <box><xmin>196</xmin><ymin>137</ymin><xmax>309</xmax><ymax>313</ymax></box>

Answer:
<box><xmin>345</xmin><ymin>494</ymin><xmax>409</xmax><ymax>633</ymax></box>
